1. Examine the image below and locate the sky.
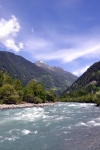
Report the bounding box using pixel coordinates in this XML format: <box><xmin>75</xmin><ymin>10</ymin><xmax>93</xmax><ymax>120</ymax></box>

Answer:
<box><xmin>0</xmin><ymin>0</ymin><xmax>100</xmax><ymax>76</ymax></box>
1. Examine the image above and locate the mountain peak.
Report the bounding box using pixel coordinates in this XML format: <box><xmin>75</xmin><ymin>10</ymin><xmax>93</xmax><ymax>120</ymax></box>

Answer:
<box><xmin>0</xmin><ymin>51</ymin><xmax>77</xmax><ymax>94</ymax></box>
<box><xmin>35</xmin><ymin>60</ymin><xmax>53</xmax><ymax>70</ymax></box>
<box><xmin>35</xmin><ymin>60</ymin><xmax>46</xmax><ymax>66</ymax></box>
<box><xmin>37</xmin><ymin>60</ymin><xmax>45</xmax><ymax>64</ymax></box>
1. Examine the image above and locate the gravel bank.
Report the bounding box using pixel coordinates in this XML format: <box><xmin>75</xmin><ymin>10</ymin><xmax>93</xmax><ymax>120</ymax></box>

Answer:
<box><xmin>0</xmin><ymin>102</ymin><xmax>56</xmax><ymax>110</ymax></box>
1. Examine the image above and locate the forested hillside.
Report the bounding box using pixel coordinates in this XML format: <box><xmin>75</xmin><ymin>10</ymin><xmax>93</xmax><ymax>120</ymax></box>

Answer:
<box><xmin>61</xmin><ymin>61</ymin><xmax>100</xmax><ymax>106</ymax></box>
<box><xmin>35</xmin><ymin>60</ymin><xmax>77</xmax><ymax>83</ymax></box>
<box><xmin>68</xmin><ymin>61</ymin><xmax>100</xmax><ymax>91</ymax></box>
<box><xmin>0</xmin><ymin>51</ymin><xmax>77</xmax><ymax>94</ymax></box>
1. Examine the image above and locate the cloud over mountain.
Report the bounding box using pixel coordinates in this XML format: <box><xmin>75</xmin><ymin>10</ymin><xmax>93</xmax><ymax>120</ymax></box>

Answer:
<box><xmin>0</xmin><ymin>15</ymin><xmax>23</xmax><ymax>52</ymax></box>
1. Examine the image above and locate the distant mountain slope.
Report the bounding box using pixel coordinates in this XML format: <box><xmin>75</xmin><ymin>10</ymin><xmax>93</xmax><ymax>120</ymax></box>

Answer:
<box><xmin>0</xmin><ymin>51</ymin><xmax>77</xmax><ymax>94</ymax></box>
<box><xmin>0</xmin><ymin>51</ymin><xmax>49</xmax><ymax>84</ymax></box>
<box><xmin>35</xmin><ymin>61</ymin><xmax>77</xmax><ymax>83</ymax></box>
<box><xmin>67</xmin><ymin>61</ymin><xmax>100</xmax><ymax>92</ymax></box>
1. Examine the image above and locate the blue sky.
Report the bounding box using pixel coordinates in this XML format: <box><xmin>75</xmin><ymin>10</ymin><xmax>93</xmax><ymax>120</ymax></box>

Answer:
<box><xmin>0</xmin><ymin>0</ymin><xmax>100</xmax><ymax>76</ymax></box>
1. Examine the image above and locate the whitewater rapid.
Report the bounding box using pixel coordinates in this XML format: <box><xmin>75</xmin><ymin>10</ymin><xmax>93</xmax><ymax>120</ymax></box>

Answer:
<box><xmin>0</xmin><ymin>102</ymin><xmax>100</xmax><ymax>150</ymax></box>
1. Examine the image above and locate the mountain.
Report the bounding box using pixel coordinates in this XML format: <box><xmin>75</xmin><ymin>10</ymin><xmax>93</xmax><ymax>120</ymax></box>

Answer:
<box><xmin>66</xmin><ymin>61</ymin><xmax>100</xmax><ymax>92</ymax></box>
<box><xmin>0</xmin><ymin>51</ymin><xmax>77</xmax><ymax>94</ymax></box>
<box><xmin>35</xmin><ymin>60</ymin><xmax>77</xmax><ymax>83</ymax></box>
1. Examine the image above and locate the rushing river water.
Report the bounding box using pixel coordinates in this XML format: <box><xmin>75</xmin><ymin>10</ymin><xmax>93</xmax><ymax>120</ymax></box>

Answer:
<box><xmin>0</xmin><ymin>102</ymin><xmax>100</xmax><ymax>150</ymax></box>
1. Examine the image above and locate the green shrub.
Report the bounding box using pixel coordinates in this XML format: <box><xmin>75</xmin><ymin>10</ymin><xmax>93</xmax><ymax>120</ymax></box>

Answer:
<box><xmin>94</xmin><ymin>91</ymin><xmax>100</xmax><ymax>106</ymax></box>
<box><xmin>33</xmin><ymin>97</ymin><xmax>43</xmax><ymax>104</ymax></box>
<box><xmin>0</xmin><ymin>84</ymin><xmax>20</xmax><ymax>104</ymax></box>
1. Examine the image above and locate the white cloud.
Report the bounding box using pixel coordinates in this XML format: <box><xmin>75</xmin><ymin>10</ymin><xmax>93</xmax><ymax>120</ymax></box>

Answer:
<box><xmin>22</xmin><ymin>24</ymin><xmax>100</xmax><ymax>63</ymax></box>
<box><xmin>0</xmin><ymin>15</ymin><xmax>23</xmax><ymax>52</ymax></box>
<box><xmin>25</xmin><ymin>37</ymin><xmax>53</xmax><ymax>52</ymax></box>
<box><xmin>29</xmin><ymin>41</ymin><xmax>100</xmax><ymax>63</ymax></box>
<box><xmin>19</xmin><ymin>42</ymin><xmax>24</xmax><ymax>49</ymax></box>
<box><xmin>73</xmin><ymin>65</ymin><xmax>90</xmax><ymax>76</ymax></box>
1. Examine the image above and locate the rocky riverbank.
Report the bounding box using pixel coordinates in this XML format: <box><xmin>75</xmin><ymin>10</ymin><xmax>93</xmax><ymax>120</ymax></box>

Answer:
<box><xmin>0</xmin><ymin>102</ymin><xmax>56</xmax><ymax>110</ymax></box>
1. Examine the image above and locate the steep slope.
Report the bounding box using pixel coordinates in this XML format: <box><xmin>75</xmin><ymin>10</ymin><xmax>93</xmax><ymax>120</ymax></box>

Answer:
<box><xmin>67</xmin><ymin>61</ymin><xmax>100</xmax><ymax>92</ymax></box>
<box><xmin>0</xmin><ymin>51</ymin><xmax>77</xmax><ymax>94</ymax></box>
<box><xmin>35</xmin><ymin>61</ymin><xmax>77</xmax><ymax>83</ymax></box>
<box><xmin>0</xmin><ymin>51</ymin><xmax>49</xmax><ymax>85</ymax></box>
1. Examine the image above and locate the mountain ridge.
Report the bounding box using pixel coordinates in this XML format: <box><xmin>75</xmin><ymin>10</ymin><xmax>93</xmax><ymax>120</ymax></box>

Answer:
<box><xmin>65</xmin><ymin>61</ymin><xmax>100</xmax><ymax>92</ymax></box>
<box><xmin>0</xmin><ymin>51</ymin><xmax>77</xmax><ymax>94</ymax></box>
<box><xmin>35</xmin><ymin>60</ymin><xmax>77</xmax><ymax>83</ymax></box>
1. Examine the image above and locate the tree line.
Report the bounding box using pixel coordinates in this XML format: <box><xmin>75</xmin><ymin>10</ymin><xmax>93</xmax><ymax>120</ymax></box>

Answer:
<box><xmin>0</xmin><ymin>71</ymin><xmax>56</xmax><ymax>104</ymax></box>
<box><xmin>61</xmin><ymin>82</ymin><xmax>100</xmax><ymax>106</ymax></box>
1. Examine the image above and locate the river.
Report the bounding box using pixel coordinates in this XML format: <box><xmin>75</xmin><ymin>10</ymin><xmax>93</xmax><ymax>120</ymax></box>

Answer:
<box><xmin>0</xmin><ymin>102</ymin><xmax>100</xmax><ymax>150</ymax></box>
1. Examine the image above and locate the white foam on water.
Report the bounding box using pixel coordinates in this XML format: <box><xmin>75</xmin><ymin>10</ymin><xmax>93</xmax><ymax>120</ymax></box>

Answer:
<box><xmin>67</xmin><ymin>125</ymin><xmax>72</xmax><ymax>129</ymax></box>
<box><xmin>42</xmin><ymin>115</ymin><xmax>47</xmax><ymax>119</ymax></box>
<box><xmin>63</xmin><ymin>131</ymin><xmax>70</xmax><ymax>134</ymax></box>
<box><xmin>0</xmin><ymin>136</ymin><xmax>19</xmax><ymax>143</ymax></box>
<box><xmin>55</xmin><ymin>125</ymin><xmax>61</xmax><ymax>129</ymax></box>
<box><xmin>12</xmin><ymin>107</ymin><xmax>48</xmax><ymax>122</ymax></box>
<box><xmin>95</xmin><ymin>117</ymin><xmax>100</xmax><ymax>121</ymax></box>
<box><xmin>7</xmin><ymin>129</ymin><xmax>32</xmax><ymax>138</ymax></box>
<box><xmin>5</xmin><ymin>112</ymin><xmax>10</xmax><ymax>116</ymax></box>
<box><xmin>65</xmin><ymin>116</ymin><xmax>71</xmax><ymax>119</ymax></box>
<box><xmin>57</xmin><ymin>103</ymin><xmax>65</xmax><ymax>107</ymax></box>
<box><xmin>5</xmin><ymin>136</ymin><xmax>19</xmax><ymax>141</ymax></box>
<box><xmin>46</xmin><ymin>122</ymin><xmax>51</xmax><ymax>127</ymax></box>
<box><xmin>0</xmin><ymin>119</ymin><xmax>11</xmax><ymax>125</ymax></box>
<box><xmin>59</xmin><ymin>126</ymin><xmax>71</xmax><ymax>132</ymax></box>
<box><xmin>22</xmin><ymin>129</ymin><xmax>31</xmax><ymax>135</ymax></box>
<box><xmin>67</xmin><ymin>103</ymin><xmax>95</xmax><ymax>109</ymax></box>
<box><xmin>65</xmin><ymin>138</ymin><xmax>73</xmax><ymax>141</ymax></box>
<box><xmin>34</xmin><ymin>130</ymin><xmax>38</xmax><ymax>134</ymax></box>
<box><xmin>67</xmin><ymin>103</ymin><xmax>78</xmax><ymax>107</ymax></box>
<box><xmin>62</xmin><ymin>110</ymin><xmax>66</xmax><ymax>113</ymax></box>
<box><xmin>87</xmin><ymin>119</ymin><xmax>100</xmax><ymax>126</ymax></box>
<box><xmin>94</xmin><ymin>123</ymin><xmax>100</xmax><ymax>126</ymax></box>
<box><xmin>50</xmin><ymin>108</ymin><xmax>57</xmax><ymax>113</ymax></box>
<box><xmin>8</xmin><ymin>129</ymin><xmax>21</xmax><ymax>134</ymax></box>
<box><xmin>76</xmin><ymin>118</ymin><xmax>100</xmax><ymax>127</ymax></box>
<box><xmin>65</xmin><ymin>138</ymin><xmax>69</xmax><ymax>141</ymax></box>
<box><xmin>56</xmin><ymin>116</ymin><xmax>65</xmax><ymax>120</ymax></box>
<box><xmin>87</xmin><ymin>120</ymin><xmax>95</xmax><ymax>124</ymax></box>
<box><xmin>76</xmin><ymin>121</ymin><xmax>88</xmax><ymax>127</ymax></box>
<box><xmin>44</xmin><ymin>111</ymin><xmax>50</xmax><ymax>115</ymax></box>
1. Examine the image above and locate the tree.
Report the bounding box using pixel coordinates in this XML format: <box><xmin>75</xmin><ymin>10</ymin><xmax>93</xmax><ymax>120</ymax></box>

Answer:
<box><xmin>94</xmin><ymin>91</ymin><xmax>100</xmax><ymax>106</ymax></box>
<box><xmin>13</xmin><ymin>79</ymin><xmax>23</xmax><ymax>101</ymax></box>
<box><xmin>0</xmin><ymin>84</ymin><xmax>20</xmax><ymax>104</ymax></box>
<box><xmin>45</xmin><ymin>90</ymin><xmax>56</xmax><ymax>102</ymax></box>
<box><xmin>0</xmin><ymin>70</ymin><xmax>3</xmax><ymax>87</ymax></box>
<box><xmin>26</xmin><ymin>80</ymin><xmax>37</xmax><ymax>96</ymax></box>
<box><xmin>13</xmin><ymin>79</ymin><xmax>23</xmax><ymax>91</ymax></box>
<box><xmin>23</xmin><ymin>80</ymin><xmax>38</xmax><ymax>103</ymax></box>
<box><xmin>3</xmin><ymin>72</ymin><xmax>12</xmax><ymax>85</ymax></box>
<box><xmin>0</xmin><ymin>70</ymin><xmax>56</xmax><ymax>104</ymax></box>
<box><xmin>37</xmin><ymin>84</ymin><xmax>46</xmax><ymax>102</ymax></box>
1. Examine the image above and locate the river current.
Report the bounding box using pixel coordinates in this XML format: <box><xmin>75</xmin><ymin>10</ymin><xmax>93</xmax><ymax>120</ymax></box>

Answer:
<box><xmin>0</xmin><ymin>102</ymin><xmax>100</xmax><ymax>150</ymax></box>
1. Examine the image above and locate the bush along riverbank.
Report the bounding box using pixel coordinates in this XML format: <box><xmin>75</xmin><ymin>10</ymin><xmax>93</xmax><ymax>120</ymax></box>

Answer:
<box><xmin>0</xmin><ymin>70</ymin><xmax>56</xmax><ymax>105</ymax></box>
<box><xmin>0</xmin><ymin>70</ymin><xmax>100</xmax><ymax>106</ymax></box>
<box><xmin>61</xmin><ymin>89</ymin><xmax>100</xmax><ymax>106</ymax></box>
